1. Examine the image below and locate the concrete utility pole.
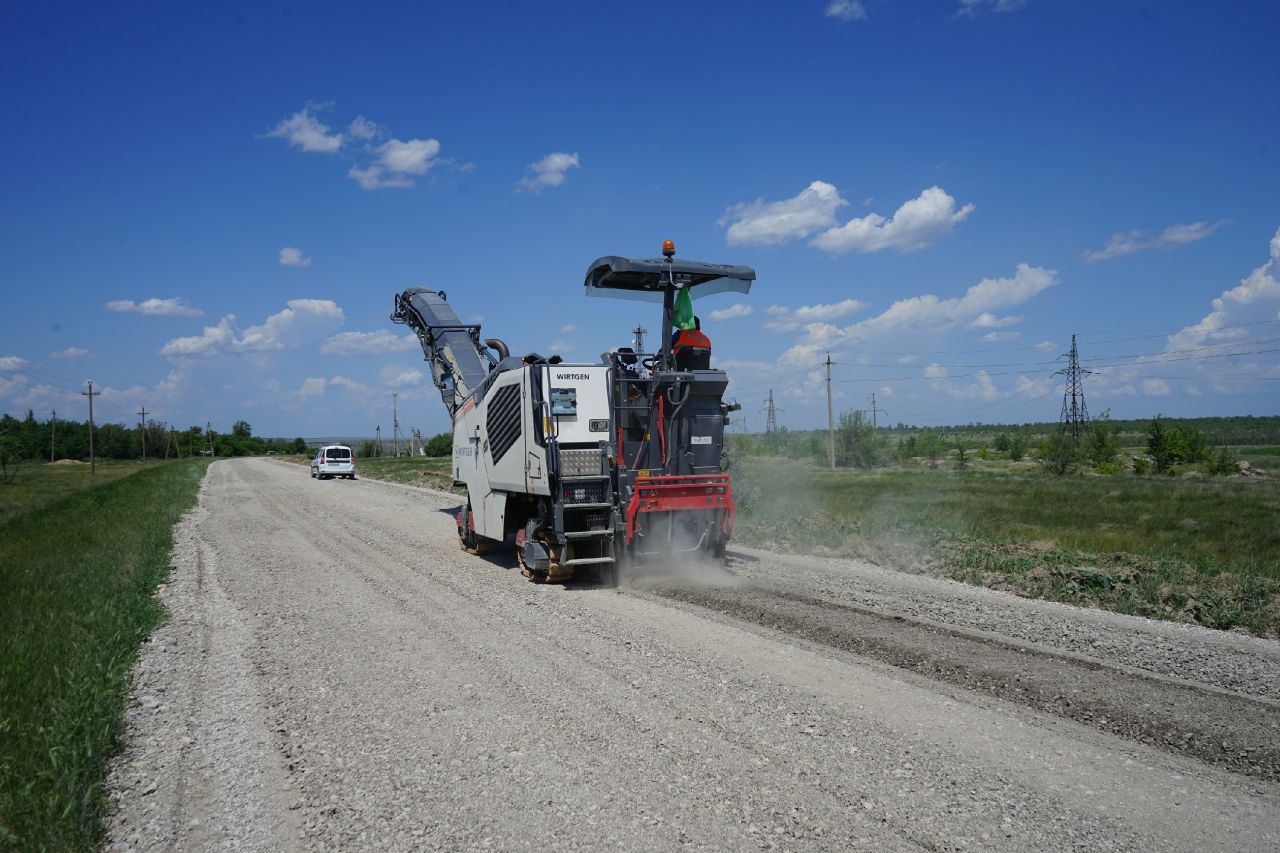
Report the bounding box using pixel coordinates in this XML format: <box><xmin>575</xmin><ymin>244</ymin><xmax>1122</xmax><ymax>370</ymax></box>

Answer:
<box><xmin>50</xmin><ymin>409</ymin><xmax>56</xmax><ymax>462</ymax></box>
<box><xmin>392</xmin><ymin>393</ymin><xmax>400</xmax><ymax>457</ymax></box>
<box><xmin>825</xmin><ymin>353</ymin><xmax>835</xmax><ymax>470</ymax></box>
<box><xmin>138</xmin><ymin>404</ymin><xmax>148</xmax><ymax>462</ymax></box>
<box><xmin>82</xmin><ymin>381</ymin><xmax>100</xmax><ymax>475</ymax></box>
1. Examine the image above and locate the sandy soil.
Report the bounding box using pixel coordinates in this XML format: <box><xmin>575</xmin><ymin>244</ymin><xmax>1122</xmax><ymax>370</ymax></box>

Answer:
<box><xmin>105</xmin><ymin>458</ymin><xmax>1280</xmax><ymax>851</ymax></box>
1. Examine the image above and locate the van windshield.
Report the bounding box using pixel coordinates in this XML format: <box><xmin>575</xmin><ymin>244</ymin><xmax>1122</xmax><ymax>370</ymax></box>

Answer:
<box><xmin>325</xmin><ymin>449</ymin><xmax>351</xmax><ymax>460</ymax></box>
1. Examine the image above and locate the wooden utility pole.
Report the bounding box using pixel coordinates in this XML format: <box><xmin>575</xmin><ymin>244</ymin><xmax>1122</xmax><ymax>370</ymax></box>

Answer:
<box><xmin>825</xmin><ymin>353</ymin><xmax>836</xmax><ymax>469</ymax></box>
<box><xmin>50</xmin><ymin>409</ymin><xmax>56</xmax><ymax>462</ymax></box>
<box><xmin>138</xmin><ymin>404</ymin><xmax>148</xmax><ymax>462</ymax></box>
<box><xmin>82</xmin><ymin>381</ymin><xmax>100</xmax><ymax>475</ymax></box>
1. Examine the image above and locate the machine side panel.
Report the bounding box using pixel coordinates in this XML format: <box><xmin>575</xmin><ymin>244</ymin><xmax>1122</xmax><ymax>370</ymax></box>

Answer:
<box><xmin>482</xmin><ymin>369</ymin><xmax>529</xmax><ymax>493</ymax></box>
<box><xmin>545</xmin><ymin>364</ymin><xmax>612</xmax><ymax>445</ymax></box>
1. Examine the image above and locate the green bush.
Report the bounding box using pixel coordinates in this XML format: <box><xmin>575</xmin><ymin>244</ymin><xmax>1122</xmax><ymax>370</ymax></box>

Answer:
<box><xmin>1206</xmin><ymin>446</ymin><xmax>1238</xmax><ymax>476</ymax></box>
<box><xmin>835</xmin><ymin>410</ymin><xmax>884</xmax><ymax>469</ymax></box>
<box><xmin>1007</xmin><ymin>435</ymin><xmax>1027</xmax><ymax>461</ymax></box>
<box><xmin>1095</xmin><ymin>460</ymin><xmax>1124</xmax><ymax>476</ymax></box>
<box><xmin>1037</xmin><ymin>432</ymin><xmax>1081</xmax><ymax>476</ymax></box>
<box><xmin>1087</xmin><ymin>418</ymin><xmax>1122</xmax><ymax>467</ymax></box>
<box><xmin>1132</xmin><ymin>455</ymin><xmax>1151</xmax><ymax>475</ymax></box>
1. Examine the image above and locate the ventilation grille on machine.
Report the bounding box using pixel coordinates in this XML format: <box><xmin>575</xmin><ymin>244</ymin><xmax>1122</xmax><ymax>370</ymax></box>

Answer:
<box><xmin>559</xmin><ymin>448</ymin><xmax>604</xmax><ymax>478</ymax></box>
<box><xmin>486</xmin><ymin>384</ymin><xmax>522</xmax><ymax>464</ymax></box>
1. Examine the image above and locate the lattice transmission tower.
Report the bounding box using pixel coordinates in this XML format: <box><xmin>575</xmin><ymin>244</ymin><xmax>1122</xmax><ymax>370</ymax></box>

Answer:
<box><xmin>1056</xmin><ymin>334</ymin><xmax>1092</xmax><ymax>440</ymax></box>
<box><xmin>763</xmin><ymin>389</ymin><xmax>783</xmax><ymax>434</ymax></box>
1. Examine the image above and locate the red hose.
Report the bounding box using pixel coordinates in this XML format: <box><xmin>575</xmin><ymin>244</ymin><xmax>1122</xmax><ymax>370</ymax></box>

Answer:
<box><xmin>657</xmin><ymin>394</ymin><xmax>667</xmax><ymax>464</ymax></box>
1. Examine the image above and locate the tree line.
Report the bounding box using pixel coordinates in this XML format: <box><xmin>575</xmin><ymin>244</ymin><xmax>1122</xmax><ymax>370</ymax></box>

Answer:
<box><xmin>730</xmin><ymin>410</ymin><xmax>1249</xmax><ymax>477</ymax></box>
<box><xmin>0</xmin><ymin>411</ymin><xmax>305</xmax><ymax>463</ymax></box>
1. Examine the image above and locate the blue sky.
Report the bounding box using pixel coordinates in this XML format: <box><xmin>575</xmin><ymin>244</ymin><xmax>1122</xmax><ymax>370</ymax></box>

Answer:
<box><xmin>2</xmin><ymin>1</ymin><xmax>1278</xmax><ymax>437</ymax></box>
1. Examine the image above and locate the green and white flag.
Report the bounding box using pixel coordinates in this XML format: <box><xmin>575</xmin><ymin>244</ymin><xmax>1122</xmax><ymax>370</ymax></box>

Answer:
<box><xmin>673</xmin><ymin>284</ymin><xmax>695</xmax><ymax>330</ymax></box>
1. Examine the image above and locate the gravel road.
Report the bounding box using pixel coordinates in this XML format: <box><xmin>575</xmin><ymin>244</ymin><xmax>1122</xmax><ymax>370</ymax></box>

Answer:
<box><xmin>106</xmin><ymin>458</ymin><xmax>1280</xmax><ymax>851</ymax></box>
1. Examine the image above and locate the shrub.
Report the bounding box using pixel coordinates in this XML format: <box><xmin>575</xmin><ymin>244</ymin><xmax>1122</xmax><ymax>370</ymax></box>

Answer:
<box><xmin>424</xmin><ymin>432</ymin><xmax>452</xmax><ymax>457</ymax></box>
<box><xmin>1132</xmin><ymin>455</ymin><xmax>1151</xmax><ymax>475</ymax></box>
<box><xmin>917</xmin><ymin>430</ymin><xmax>947</xmax><ymax>465</ymax></box>
<box><xmin>835</xmin><ymin>410</ymin><xmax>884</xmax><ymax>469</ymax></box>
<box><xmin>1007</xmin><ymin>434</ymin><xmax>1027</xmax><ymax>462</ymax></box>
<box><xmin>1037</xmin><ymin>432</ymin><xmax>1081</xmax><ymax>476</ymax></box>
<box><xmin>953</xmin><ymin>438</ymin><xmax>971</xmax><ymax>471</ymax></box>
<box><xmin>1206</xmin><ymin>446</ymin><xmax>1238</xmax><ymax>475</ymax></box>
<box><xmin>993</xmin><ymin>433</ymin><xmax>1011</xmax><ymax>453</ymax></box>
<box><xmin>1095</xmin><ymin>460</ymin><xmax>1124</xmax><ymax>476</ymax></box>
<box><xmin>1087</xmin><ymin>418</ymin><xmax>1122</xmax><ymax>467</ymax></box>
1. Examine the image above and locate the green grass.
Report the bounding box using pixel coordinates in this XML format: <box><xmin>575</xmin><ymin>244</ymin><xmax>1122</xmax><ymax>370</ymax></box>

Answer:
<box><xmin>0</xmin><ymin>458</ymin><xmax>210</xmax><ymax>849</ymax></box>
<box><xmin>732</xmin><ymin>457</ymin><xmax>1280</xmax><ymax>637</ymax></box>
<box><xmin>279</xmin><ymin>454</ymin><xmax>462</xmax><ymax>492</ymax></box>
<box><xmin>0</xmin><ymin>460</ymin><xmax>162</xmax><ymax>525</ymax></box>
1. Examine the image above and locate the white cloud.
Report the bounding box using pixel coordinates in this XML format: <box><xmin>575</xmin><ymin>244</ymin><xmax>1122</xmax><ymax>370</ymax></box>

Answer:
<box><xmin>1142</xmin><ymin>378</ymin><xmax>1171</xmax><ymax>396</ymax></box>
<box><xmin>51</xmin><ymin>347</ymin><xmax>90</xmax><ymax>359</ymax></box>
<box><xmin>708</xmin><ymin>303</ymin><xmax>754</xmax><ymax>321</ymax></box>
<box><xmin>1033</xmin><ymin>340</ymin><xmax>1057</xmax><ymax>353</ymax></box>
<box><xmin>837</xmin><ymin>264</ymin><xmax>1056</xmax><ymax>341</ymax></box>
<box><xmin>559</xmin><ymin>324</ymin><xmax>576</xmax><ymax>334</ymax></box>
<box><xmin>347</xmin><ymin>115</ymin><xmax>378</xmax><ymax>141</ymax></box>
<box><xmin>380</xmin><ymin>366</ymin><xmax>423</xmax><ymax>388</ymax></box>
<box><xmin>810</xmin><ymin>187</ymin><xmax>975</xmax><ymax>255</ymax></box>
<box><xmin>279</xmin><ymin>247</ymin><xmax>312</xmax><ymax>268</ymax></box>
<box><xmin>1164</xmin><ymin>227</ymin><xmax>1280</xmax><ymax>353</ymax></box>
<box><xmin>1015</xmin><ymin>374</ymin><xmax>1055</xmax><ymax>398</ymax></box>
<box><xmin>265</xmin><ymin>105</ymin><xmax>344</xmax><ymax>153</ymax></box>
<box><xmin>320</xmin><ymin>330</ymin><xmax>418</xmax><ymax>356</ymax></box>
<box><xmin>982</xmin><ymin>331</ymin><xmax>1020</xmax><ymax>342</ymax></box>
<box><xmin>160</xmin><ymin>299</ymin><xmax>344</xmax><ymax>359</ymax></box>
<box><xmin>517</xmin><ymin>152</ymin><xmax>580</xmax><ymax>193</ymax></box>
<box><xmin>825</xmin><ymin>1</ymin><xmax>867</xmax><ymax>21</ymax></box>
<box><xmin>105</xmin><ymin>297</ymin><xmax>202</xmax><ymax>318</ymax></box>
<box><xmin>957</xmin><ymin>0</ymin><xmax>1026</xmax><ymax>15</ymax></box>
<box><xmin>1084</xmin><ymin>220</ymin><xmax>1228</xmax><ymax>263</ymax></box>
<box><xmin>1</xmin><ymin>356</ymin><xmax>28</xmax><ymax>371</ymax></box>
<box><xmin>923</xmin><ymin>363</ymin><xmax>948</xmax><ymax>379</ymax></box>
<box><xmin>764</xmin><ymin>298</ymin><xmax>865</xmax><ymax>331</ymax></box>
<box><xmin>349</xmin><ymin>137</ymin><xmax>442</xmax><ymax>190</ymax></box>
<box><xmin>298</xmin><ymin>377</ymin><xmax>327</xmax><ymax>398</ymax></box>
<box><xmin>967</xmin><ymin>312</ymin><xmax>1022</xmax><ymax>330</ymax></box>
<box><xmin>721</xmin><ymin>181</ymin><xmax>847</xmax><ymax>246</ymax></box>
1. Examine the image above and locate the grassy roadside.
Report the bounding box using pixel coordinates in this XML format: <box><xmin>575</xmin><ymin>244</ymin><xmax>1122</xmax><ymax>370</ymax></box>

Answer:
<box><xmin>732</xmin><ymin>457</ymin><xmax>1280</xmax><ymax>638</ymax></box>
<box><xmin>0</xmin><ymin>458</ymin><xmax>210</xmax><ymax>849</ymax></box>
<box><xmin>277</xmin><ymin>454</ymin><xmax>462</xmax><ymax>493</ymax></box>
<box><xmin>0</xmin><ymin>460</ymin><xmax>162</xmax><ymax>525</ymax></box>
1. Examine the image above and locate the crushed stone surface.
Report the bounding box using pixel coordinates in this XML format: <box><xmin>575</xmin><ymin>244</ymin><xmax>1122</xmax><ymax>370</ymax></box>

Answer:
<box><xmin>105</xmin><ymin>458</ymin><xmax>1280</xmax><ymax>851</ymax></box>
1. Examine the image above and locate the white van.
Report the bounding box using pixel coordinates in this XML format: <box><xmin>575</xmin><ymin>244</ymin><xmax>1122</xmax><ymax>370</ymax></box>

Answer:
<box><xmin>310</xmin><ymin>445</ymin><xmax>356</xmax><ymax>480</ymax></box>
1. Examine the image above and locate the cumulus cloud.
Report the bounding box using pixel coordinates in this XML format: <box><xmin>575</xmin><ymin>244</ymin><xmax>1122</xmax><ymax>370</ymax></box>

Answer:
<box><xmin>1163</xmin><ymin>227</ymin><xmax>1280</xmax><ymax>353</ymax></box>
<box><xmin>0</xmin><ymin>356</ymin><xmax>28</xmax><ymax>371</ymax></box>
<box><xmin>1084</xmin><ymin>220</ymin><xmax>1228</xmax><ymax>263</ymax></box>
<box><xmin>982</xmin><ymin>331</ymin><xmax>1020</xmax><ymax>342</ymax></box>
<box><xmin>810</xmin><ymin>187</ymin><xmax>975</xmax><ymax>255</ymax></box>
<box><xmin>298</xmin><ymin>377</ymin><xmax>327</xmax><ymax>398</ymax></box>
<box><xmin>320</xmin><ymin>330</ymin><xmax>418</xmax><ymax>356</ymax></box>
<box><xmin>721</xmin><ymin>181</ymin><xmax>847</xmax><ymax>246</ymax></box>
<box><xmin>825</xmin><ymin>1</ymin><xmax>867</xmax><ymax>21</ymax></box>
<box><xmin>1033</xmin><ymin>340</ymin><xmax>1057</xmax><ymax>353</ymax></box>
<box><xmin>279</xmin><ymin>247</ymin><xmax>312</xmax><ymax>268</ymax></box>
<box><xmin>764</xmin><ymin>298</ymin><xmax>865</xmax><ymax>331</ymax></box>
<box><xmin>967</xmin><ymin>312</ymin><xmax>1022</xmax><ymax>330</ymax></box>
<box><xmin>708</xmin><ymin>303</ymin><xmax>754</xmax><ymax>321</ymax></box>
<box><xmin>957</xmin><ymin>0</ymin><xmax>1026</xmax><ymax>15</ymax></box>
<box><xmin>265</xmin><ymin>104</ymin><xmax>345</xmax><ymax>153</ymax></box>
<box><xmin>51</xmin><ymin>346</ymin><xmax>90</xmax><ymax>359</ymax></box>
<box><xmin>380</xmin><ymin>366</ymin><xmax>424</xmax><ymax>388</ymax></box>
<box><xmin>347</xmin><ymin>115</ymin><xmax>378</xmax><ymax>141</ymax></box>
<box><xmin>721</xmin><ymin>183</ymin><xmax>973</xmax><ymax>254</ymax></box>
<box><xmin>517</xmin><ymin>152</ymin><xmax>580</xmax><ymax>193</ymax></box>
<box><xmin>105</xmin><ymin>297</ymin><xmax>202</xmax><ymax>318</ymax></box>
<box><xmin>349</xmin><ymin>137</ymin><xmax>442</xmax><ymax>190</ymax></box>
<box><xmin>1142</xmin><ymin>378</ymin><xmax>1171</xmax><ymax>396</ymax></box>
<box><xmin>160</xmin><ymin>299</ymin><xmax>344</xmax><ymax>359</ymax></box>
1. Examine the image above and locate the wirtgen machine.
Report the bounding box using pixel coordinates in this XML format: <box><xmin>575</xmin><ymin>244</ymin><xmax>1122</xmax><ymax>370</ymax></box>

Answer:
<box><xmin>391</xmin><ymin>241</ymin><xmax>754</xmax><ymax>583</ymax></box>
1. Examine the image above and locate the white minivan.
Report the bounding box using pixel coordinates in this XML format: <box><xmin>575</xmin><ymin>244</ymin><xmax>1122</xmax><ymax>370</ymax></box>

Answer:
<box><xmin>310</xmin><ymin>445</ymin><xmax>356</xmax><ymax>480</ymax></box>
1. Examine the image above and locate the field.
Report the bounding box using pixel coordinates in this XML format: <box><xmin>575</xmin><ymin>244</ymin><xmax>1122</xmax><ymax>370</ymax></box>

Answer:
<box><xmin>0</xmin><ymin>460</ymin><xmax>162</xmax><ymax>524</ymax></box>
<box><xmin>731</xmin><ymin>456</ymin><xmax>1280</xmax><ymax>636</ymax></box>
<box><xmin>0</xmin><ymin>459</ymin><xmax>210</xmax><ymax>849</ymax></box>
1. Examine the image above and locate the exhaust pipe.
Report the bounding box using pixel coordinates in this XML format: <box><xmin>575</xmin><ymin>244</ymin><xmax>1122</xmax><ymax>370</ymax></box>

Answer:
<box><xmin>485</xmin><ymin>338</ymin><xmax>510</xmax><ymax>359</ymax></box>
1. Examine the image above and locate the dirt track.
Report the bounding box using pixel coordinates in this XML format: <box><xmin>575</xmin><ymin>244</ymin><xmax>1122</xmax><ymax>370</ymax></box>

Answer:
<box><xmin>107</xmin><ymin>458</ymin><xmax>1280</xmax><ymax>850</ymax></box>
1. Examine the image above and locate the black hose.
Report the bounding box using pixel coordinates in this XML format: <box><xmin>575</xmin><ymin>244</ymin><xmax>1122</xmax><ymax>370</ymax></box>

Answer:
<box><xmin>485</xmin><ymin>338</ymin><xmax>509</xmax><ymax>359</ymax></box>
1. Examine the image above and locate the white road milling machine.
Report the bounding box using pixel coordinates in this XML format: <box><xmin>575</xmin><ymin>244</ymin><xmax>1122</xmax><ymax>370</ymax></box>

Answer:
<box><xmin>391</xmin><ymin>241</ymin><xmax>754</xmax><ymax>582</ymax></box>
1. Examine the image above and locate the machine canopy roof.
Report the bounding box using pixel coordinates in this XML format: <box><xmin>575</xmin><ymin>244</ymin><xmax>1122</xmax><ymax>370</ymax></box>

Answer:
<box><xmin>584</xmin><ymin>256</ymin><xmax>756</xmax><ymax>303</ymax></box>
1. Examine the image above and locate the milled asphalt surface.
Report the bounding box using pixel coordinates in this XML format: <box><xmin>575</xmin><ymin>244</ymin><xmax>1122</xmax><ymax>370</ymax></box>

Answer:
<box><xmin>106</xmin><ymin>458</ymin><xmax>1280</xmax><ymax>850</ymax></box>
